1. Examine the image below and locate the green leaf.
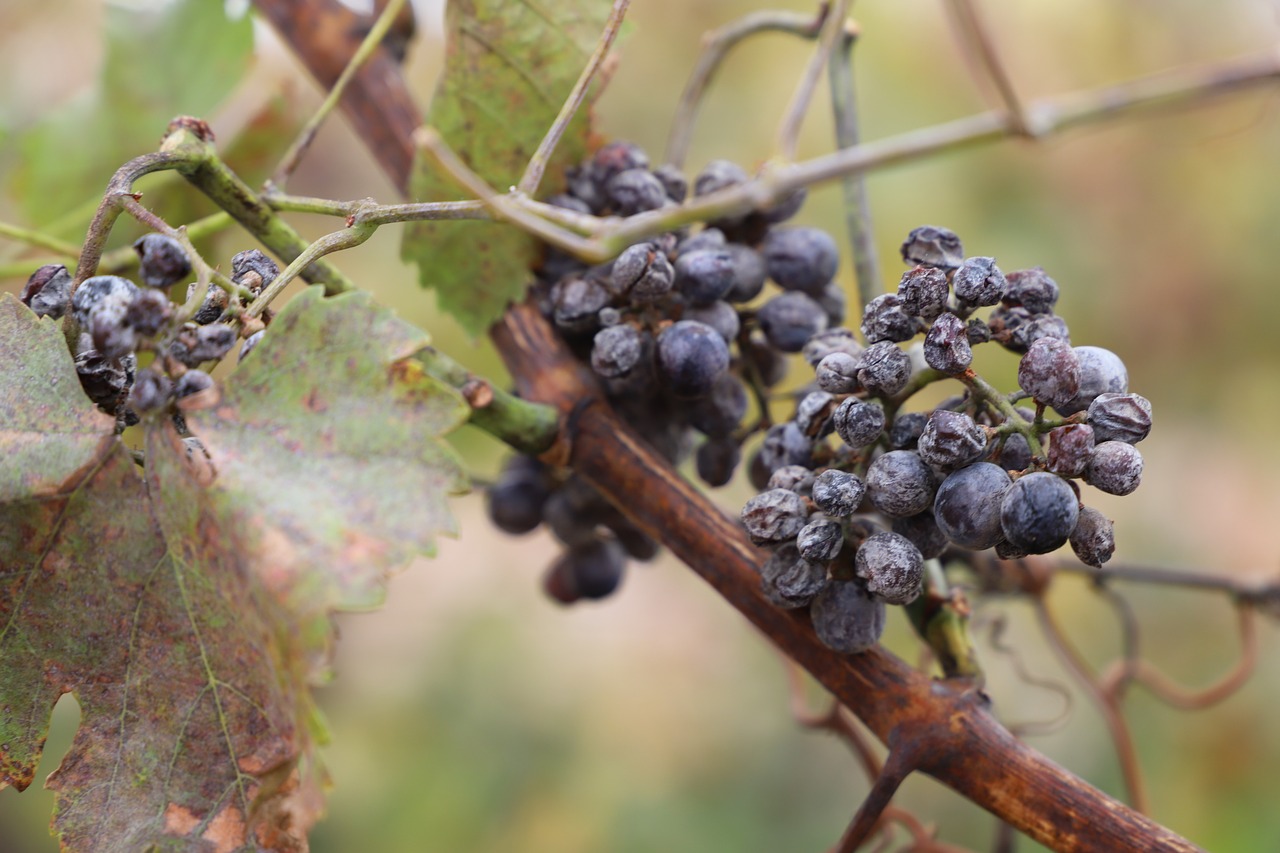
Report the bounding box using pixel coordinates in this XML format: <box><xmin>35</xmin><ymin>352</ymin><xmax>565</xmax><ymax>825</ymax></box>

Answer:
<box><xmin>1</xmin><ymin>445</ymin><xmax>320</xmax><ymax>850</ymax></box>
<box><xmin>9</xmin><ymin>0</ymin><xmax>253</xmax><ymax>225</ymax></box>
<box><xmin>401</xmin><ymin>0</ymin><xmax>613</xmax><ymax>336</ymax></box>
<box><xmin>0</xmin><ymin>294</ymin><xmax>115</xmax><ymax>503</ymax></box>
<box><xmin>157</xmin><ymin>287</ymin><xmax>470</xmax><ymax>668</ymax></box>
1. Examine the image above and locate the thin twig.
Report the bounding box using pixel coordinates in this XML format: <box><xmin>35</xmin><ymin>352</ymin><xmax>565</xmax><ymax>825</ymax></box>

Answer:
<box><xmin>784</xmin><ymin>658</ymin><xmax>882</xmax><ymax>779</ymax></box>
<box><xmin>0</xmin><ymin>221</ymin><xmax>83</xmax><ymax>260</ymax></box>
<box><xmin>1056</xmin><ymin>560</ymin><xmax>1280</xmax><ymax>606</ymax></box>
<box><xmin>1034</xmin><ymin>596</ymin><xmax>1149</xmax><ymax>813</ymax></box>
<box><xmin>268</xmin><ymin>0</ymin><xmax>411</xmax><ymax>189</ymax></box>
<box><xmin>777</xmin><ymin>0</ymin><xmax>851</xmax><ymax>162</ymax></box>
<box><xmin>976</xmin><ymin>612</ymin><xmax>1073</xmax><ymax>737</ymax></box>
<box><xmin>1098</xmin><ymin>603</ymin><xmax>1258</xmax><ymax>711</ymax></box>
<box><xmin>827</xmin><ymin>22</ymin><xmax>881</xmax><ymax>317</ymax></box>
<box><xmin>414</xmin><ymin>127</ymin><xmax>600</xmax><ymax>258</ymax></box>
<box><xmin>835</xmin><ymin>747</ymin><xmax>916</xmax><ymax>852</ymax></box>
<box><xmin>944</xmin><ymin>0</ymin><xmax>1032</xmax><ymax>135</ymax></box>
<box><xmin>518</xmin><ymin>0</ymin><xmax>631</xmax><ymax>196</ymax></box>
<box><xmin>244</xmin><ymin>220</ymin><xmax>377</xmax><ymax>320</ymax></box>
<box><xmin>665</xmin><ymin>8</ymin><xmax>827</xmax><ymax>169</ymax></box>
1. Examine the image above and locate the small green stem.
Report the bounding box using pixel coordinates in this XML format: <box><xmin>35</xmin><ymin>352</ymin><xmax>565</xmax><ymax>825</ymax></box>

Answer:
<box><xmin>414</xmin><ymin>347</ymin><xmax>560</xmax><ymax>456</ymax></box>
<box><xmin>268</xmin><ymin>0</ymin><xmax>411</xmax><ymax>189</ymax></box>
<box><xmin>245</xmin><ymin>220</ymin><xmax>376</xmax><ymax>319</ymax></box>
<box><xmin>0</xmin><ymin>221</ymin><xmax>83</xmax><ymax>259</ymax></box>
<box><xmin>828</xmin><ymin>24</ymin><xmax>881</xmax><ymax>318</ymax></box>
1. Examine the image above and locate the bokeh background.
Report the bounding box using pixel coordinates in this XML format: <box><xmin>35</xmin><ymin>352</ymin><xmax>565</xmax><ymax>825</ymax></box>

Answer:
<box><xmin>3</xmin><ymin>0</ymin><xmax>1280</xmax><ymax>850</ymax></box>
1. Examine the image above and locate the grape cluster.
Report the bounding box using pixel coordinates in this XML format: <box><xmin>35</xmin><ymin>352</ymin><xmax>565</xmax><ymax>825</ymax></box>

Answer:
<box><xmin>740</xmin><ymin>225</ymin><xmax>1152</xmax><ymax>653</ymax></box>
<box><xmin>20</xmin><ymin>236</ymin><xmax>275</xmax><ymax>440</ymax></box>
<box><xmin>488</xmin><ymin>141</ymin><xmax>845</xmax><ymax>604</ymax></box>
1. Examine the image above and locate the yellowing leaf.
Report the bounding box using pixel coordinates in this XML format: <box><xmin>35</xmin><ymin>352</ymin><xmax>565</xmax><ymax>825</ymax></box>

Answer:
<box><xmin>0</xmin><ymin>294</ymin><xmax>115</xmax><ymax>503</ymax></box>
<box><xmin>401</xmin><ymin>0</ymin><xmax>613</xmax><ymax>336</ymax></box>
<box><xmin>155</xmin><ymin>287</ymin><xmax>470</xmax><ymax>671</ymax></box>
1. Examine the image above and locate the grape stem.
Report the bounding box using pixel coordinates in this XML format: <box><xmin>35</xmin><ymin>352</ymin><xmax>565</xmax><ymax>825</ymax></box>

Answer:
<box><xmin>665</xmin><ymin>8</ymin><xmax>827</xmax><ymax>169</ymax></box>
<box><xmin>776</xmin><ymin>0</ymin><xmax>853</xmax><ymax>162</ymax></box>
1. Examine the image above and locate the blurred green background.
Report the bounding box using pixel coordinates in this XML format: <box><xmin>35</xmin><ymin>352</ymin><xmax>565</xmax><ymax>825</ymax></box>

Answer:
<box><xmin>3</xmin><ymin>0</ymin><xmax>1280</xmax><ymax>850</ymax></box>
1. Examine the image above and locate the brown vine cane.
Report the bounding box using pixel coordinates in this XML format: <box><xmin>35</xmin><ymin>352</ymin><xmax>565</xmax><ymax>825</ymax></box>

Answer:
<box><xmin>253</xmin><ymin>0</ymin><xmax>1204</xmax><ymax>848</ymax></box>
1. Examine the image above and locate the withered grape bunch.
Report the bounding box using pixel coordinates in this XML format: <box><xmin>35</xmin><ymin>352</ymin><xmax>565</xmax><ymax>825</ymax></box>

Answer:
<box><xmin>741</xmin><ymin>225</ymin><xmax>1150</xmax><ymax>654</ymax></box>
<box><xmin>484</xmin><ymin>142</ymin><xmax>1150</xmax><ymax>637</ymax></box>
<box><xmin>20</xmin><ymin>235</ymin><xmax>274</xmax><ymax>448</ymax></box>
<box><xmin>488</xmin><ymin>141</ymin><xmax>842</xmax><ymax>603</ymax></box>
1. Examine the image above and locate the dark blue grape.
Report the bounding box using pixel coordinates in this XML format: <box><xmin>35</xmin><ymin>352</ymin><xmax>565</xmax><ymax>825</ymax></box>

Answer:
<box><xmin>866</xmin><ymin>450</ymin><xmax>936</xmax><ymax>517</ymax></box>
<box><xmin>1056</xmin><ymin>346</ymin><xmax>1128</xmax><ymax>415</ymax></box>
<box><xmin>487</xmin><ymin>455</ymin><xmax>552</xmax><ymax>535</ymax></box>
<box><xmin>855</xmin><ymin>531</ymin><xmax>923</xmax><ymax>605</ymax></box>
<box><xmin>675</xmin><ymin>249</ymin><xmax>736</xmax><ymax>304</ymax></box>
<box><xmin>861</xmin><ymin>293</ymin><xmax>916</xmax><ymax>344</ymax></box>
<box><xmin>952</xmin><ymin>256</ymin><xmax>1007</xmax><ymax>308</ymax></box>
<box><xmin>917</xmin><ymin>410</ymin><xmax>988</xmax><ymax>470</ymax></box>
<box><xmin>762</xmin><ymin>227</ymin><xmax>839</xmax><ymax>296</ymax></box>
<box><xmin>1087</xmin><ymin>393</ymin><xmax>1152</xmax><ymax>444</ymax></box>
<box><xmin>857</xmin><ymin>342</ymin><xmax>911</xmax><ymax>396</ymax></box>
<box><xmin>1001</xmin><ymin>472</ymin><xmax>1080</xmax><ymax>554</ymax></box>
<box><xmin>758</xmin><ymin>292</ymin><xmax>827</xmax><ymax>353</ymax></box>
<box><xmin>810</xmin><ymin>579</ymin><xmax>885</xmax><ymax>653</ymax></box>
<box><xmin>832</xmin><ymin>398</ymin><xmax>884</xmax><ymax>449</ymax></box>
<box><xmin>933</xmin><ymin>462</ymin><xmax>1012</xmax><ymax>549</ymax></box>
<box><xmin>812</xmin><ymin>469</ymin><xmax>866</xmax><ymax>517</ymax></box>
<box><xmin>656</xmin><ymin>320</ymin><xmax>730</xmax><ymax>398</ymax></box>
<box><xmin>1002</xmin><ymin>266</ymin><xmax>1059</xmax><ymax>314</ymax></box>
<box><xmin>21</xmin><ymin>264</ymin><xmax>72</xmax><ymax>319</ymax></box>
<box><xmin>741</xmin><ymin>488</ymin><xmax>809</xmax><ymax>544</ymax></box>
<box><xmin>1070</xmin><ymin>506</ymin><xmax>1115</xmax><ymax>567</ymax></box>
<box><xmin>1084</xmin><ymin>441</ymin><xmax>1143</xmax><ymax>495</ymax></box>
<box><xmin>897</xmin><ymin>265</ymin><xmax>949</xmax><ymax>320</ymax></box>
<box><xmin>923</xmin><ymin>312</ymin><xmax>972</xmax><ymax>375</ymax></box>
<box><xmin>696</xmin><ymin>436</ymin><xmax>741</xmax><ymax>487</ymax></box>
<box><xmin>900</xmin><ymin>225</ymin><xmax>963</xmax><ymax>270</ymax></box>
<box><xmin>797</xmin><ymin>518</ymin><xmax>844</xmax><ymax>563</ymax></box>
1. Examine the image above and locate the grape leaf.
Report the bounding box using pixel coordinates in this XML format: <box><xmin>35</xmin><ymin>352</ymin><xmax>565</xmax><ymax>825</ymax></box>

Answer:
<box><xmin>1</xmin><ymin>288</ymin><xmax>469</xmax><ymax>849</ymax></box>
<box><xmin>1</xmin><ymin>444</ymin><xmax>319</xmax><ymax>850</ymax></box>
<box><xmin>9</xmin><ymin>0</ymin><xmax>253</xmax><ymax>225</ymax></box>
<box><xmin>0</xmin><ymin>294</ymin><xmax>115</xmax><ymax>503</ymax></box>
<box><xmin>401</xmin><ymin>0</ymin><xmax>612</xmax><ymax>336</ymax></box>
<box><xmin>155</xmin><ymin>287</ymin><xmax>470</xmax><ymax>672</ymax></box>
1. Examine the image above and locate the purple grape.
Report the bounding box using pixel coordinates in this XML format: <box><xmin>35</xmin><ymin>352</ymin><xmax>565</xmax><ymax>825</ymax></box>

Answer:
<box><xmin>832</xmin><ymin>398</ymin><xmax>885</xmax><ymax>449</ymax></box>
<box><xmin>803</xmin><ymin>327</ymin><xmax>863</xmax><ymax>367</ymax></box>
<box><xmin>656</xmin><ymin>320</ymin><xmax>730</xmax><ymax>398</ymax></box>
<box><xmin>487</xmin><ymin>455</ymin><xmax>552</xmax><ymax>535</ymax></box>
<box><xmin>1002</xmin><ymin>267</ymin><xmax>1059</xmax><ymax>314</ymax></box>
<box><xmin>889</xmin><ymin>412</ymin><xmax>928</xmax><ymax>450</ymax></box>
<box><xmin>767</xmin><ymin>465</ymin><xmax>815</xmax><ymax>495</ymax></box>
<box><xmin>923</xmin><ymin>312</ymin><xmax>972</xmax><ymax>375</ymax></box>
<box><xmin>758</xmin><ymin>292</ymin><xmax>828</xmax><ymax>353</ymax></box>
<box><xmin>794</xmin><ymin>391</ymin><xmax>836</xmax><ymax>438</ymax></box>
<box><xmin>757</xmin><ymin>422</ymin><xmax>813</xmax><ymax>472</ymax></box>
<box><xmin>857</xmin><ymin>342</ymin><xmax>911</xmax><ymax>396</ymax></box>
<box><xmin>797</xmin><ymin>518</ymin><xmax>844</xmax><ymax>563</ymax></box>
<box><xmin>1056</xmin><ymin>346</ymin><xmax>1129</xmax><ymax>415</ymax></box>
<box><xmin>741</xmin><ymin>488</ymin><xmax>808</xmax><ymax>544</ymax></box>
<box><xmin>952</xmin><ymin>256</ymin><xmax>1007</xmax><ymax>308</ymax></box>
<box><xmin>133</xmin><ymin>233</ymin><xmax>191</xmax><ymax>289</ymax></box>
<box><xmin>861</xmin><ymin>293</ymin><xmax>916</xmax><ymax>344</ymax></box>
<box><xmin>1084</xmin><ymin>441</ymin><xmax>1143</xmax><ymax>496</ymax></box>
<box><xmin>696</xmin><ymin>437</ymin><xmax>741</xmax><ymax>487</ymax></box>
<box><xmin>810</xmin><ymin>579</ymin><xmax>886</xmax><ymax>653</ymax></box>
<box><xmin>688</xmin><ymin>372</ymin><xmax>749</xmax><ymax>438</ymax></box>
<box><xmin>816</xmin><ymin>351</ymin><xmax>861</xmax><ymax>394</ymax></box>
<box><xmin>762</xmin><ymin>227</ymin><xmax>840</xmax><ymax>295</ymax></box>
<box><xmin>892</xmin><ymin>511</ymin><xmax>948</xmax><ymax>560</ymax></box>
<box><xmin>1018</xmin><ymin>337</ymin><xmax>1080</xmax><ymax>409</ymax></box>
<box><xmin>591</xmin><ymin>324</ymin><xmax>647</xmax><ymax>379</ymax></box>
<box><xmin>855</xmin><ymin>531</ymin><xmax>923</xmax><ymax>605</ymax></box>
<box><xmin>1046</xmin><ymin>424</ymin><xmax>1095</xmax><ymax>477</ymax></box>
<box><xmin>866</xmin><ymin>450</ymin><xmax>936</xmax><ymax>518</ymax></box>
<box><xmin>933</xmin><ymin>462</ymin><xmax>1012</xmax><ymax>549</ymax></box>
<box><xmin>1070</xmin><ymin>506</ymin><xmax>1116</xmax><ymax>567</ymax></box>
<box><xmin>606</xmin><ymin>168</ymin><xmax>667</xmax><ymax>215</ymax></box>
<box><xmin>21</xmin><ymin>264</ymin><xmax>72</xmax><ymax>319</ymax></box>
<box><xmin>761</xmin><ymin>543</ymin><xmax>828</xmax><ymax>609</ymax></box>
<box><xmin>675</xmin><ymin>249</ymin><xmax>736</xmax><ymax>304</ymax></box>
<box><xmin>1087</xmin><ymin>393</ymin><xmax>1152</xmax><ymax>444</ymax></box>
<box><xmin>917</xmin><ymin>410</ymin><xmax>988</xmax><ymax>471</ymax></box>
<box><xmin>900</xmin><ymin>225</ymin><xmax>963</xmax><ymax>269</ymax></box>
<box><xmin>897</xmin><ymin>265</ymin><xmax>949</xmax><ymax>321</ymax></box>
<box><xmin>1001</xmin><ymin>472</ymin><xmax>1080</xmax><ymax>554</ymax></box>
<box><xmin>811</xmin><ymin>469</ymin><xmax>866</xmax><ymax>517</ymax></box>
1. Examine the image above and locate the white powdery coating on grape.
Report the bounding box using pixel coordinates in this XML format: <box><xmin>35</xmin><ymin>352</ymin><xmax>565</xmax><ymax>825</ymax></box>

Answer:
<box><xmin>1070</xmin><ymin>506</ymin><xmax>1116</xmax><ymax>567</ymax></box>
<box><xmin>1085</xmin><ymin>441</ymin><xmax>1144</xmax><ymax>496</ymax></box>
<box><xmin>816</xmin><ymin>351</ymin><xmax>861</xmax><ymax>394</ymax></box>
<box><xmin>761</xmin><ymin>543</ymin><xmax>828</xmax><ymax>608</ymax></box>
<box><xmin>810</xmin><ymin>580</ymin><xmax>886</xmax><ymax>653</ymax></box>
<box><xmin>923</xmin><ymin>312</ymin><xmax>972</xmax><ymax>375</ymax></box>
<box><xmin>811</xmin><ymin>469</ymin><xmax>866</xmax><ymax>517</ymax></box>
<box><xmin>740</xmin><ymin>488</ymin><xmax>809</xmax><ymax>543</ymax></box>
<box><xmin>933</xmin><ymin>462</ymin><xmax>1011</xmax><ymax>550</ymax></box>
<box><xmin>867</xmin><ymin>450</ymin><xmax>936</xmax><ymax>517</ymax></box>
<box><xmin>1018</xmin><ymin>337</ymin><xmax>1081</xmax><ymax>409</ymax></box>
<box><xmin>1087</xmin><ymin>393</ymin><xmax>1152</xmax><ymax>444</ymax></box>
<box><xmin>833</xmin><ymin>398</ymin><xmax>885</xmax><ymax>448</ymax></box>
<box><xmin>1000</xmin><ymin>472</ymin><xmax>1080</xmax><ymax>554</ymax></box>
<box><xmin>855</xmin><ymin>531</ymin><xmax>923</xmax><ymax>605</ymax></box>
<box><xmin>917</xmin><ymin>410</ymin><xmax>988</xmax><ymax>470</ymax></box>
<box><xmin>797</xmin><ymin>518</ymin><xmax>844</xmax><ymax>562</ymax></box>
<box><xmin>1056</xmin><ymin>346</ymin><xmax>1128</xmax><ymax>415</ymax></box>
<box><xmin>1046</xmin><ymin>424</ymin><xmax>1096</xmax><ymax>477</ymax></box>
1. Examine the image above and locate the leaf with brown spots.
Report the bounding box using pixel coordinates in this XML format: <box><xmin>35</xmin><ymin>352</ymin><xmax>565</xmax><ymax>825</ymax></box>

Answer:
<box><xmin>401</xmin><ymin>0</ymin><xmax>613</xmax><ymax>336</ymax></box>
<box><xmin>151</xmin><ymin>286</ymin><xmax>469</xmax><ymax>672</ymax></box>
<box><xmin>0</xmin><ymin>294</ymin><xmax>116</xmax><ymax>503</ymax></box>
<box><xmin>0</xmin><ymin>444</ymin><xmax>320</xmax><ymax>851</ymax></box>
